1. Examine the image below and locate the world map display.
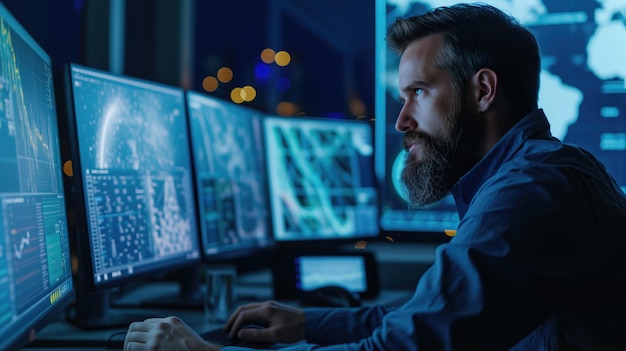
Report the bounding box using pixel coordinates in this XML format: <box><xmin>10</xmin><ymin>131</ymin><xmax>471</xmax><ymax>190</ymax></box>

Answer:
<box><xmin>378</xmin><ymin>0</ymin><xmax>626</xmax><ymax>237</ymax></box>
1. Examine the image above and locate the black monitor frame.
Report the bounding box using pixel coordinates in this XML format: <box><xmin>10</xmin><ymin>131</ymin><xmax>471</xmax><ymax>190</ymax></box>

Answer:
<box><xmin>375</xmin><ymin>0</ymin><xmax>460</xmax><ymax>243</ymax></box>
<box><xmin>0</xmin><ymin>2</ymin><xmax>75</xmax><ymax>349</ymax></box>
<box><xmin>59</xmin><ymin>63</ymin><xmax>202</xmax><ymax>327</ymax></box>
<box><xmin>263</xmin><ymin>115</ymin><xmax>381</xmax><ymax>249</ymax></box>
<box><xmin>185</xmin><ymin>90</ymin><xmax>275</xmax><ymax>263</ymax></box>
<box><xmin>376</xmin><ymin>0</ymin><xmax>626</xmax><ymax>243</ymax></box>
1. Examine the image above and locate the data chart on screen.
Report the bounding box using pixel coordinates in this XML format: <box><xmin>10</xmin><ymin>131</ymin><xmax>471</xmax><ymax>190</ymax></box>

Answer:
<box><xmin>186</xmin><ymin>91</ymin><xmax>273</xmax><ymax>259</ymax></box>
<box><xmin>68</xmin><ymin>65</ymin><xmax>200</xmax><ymax>285</ymax></box>
<box><xmin>264</xmin><ymin>116</ymin><xmax>379</xmax><ymax>242</ymax></box>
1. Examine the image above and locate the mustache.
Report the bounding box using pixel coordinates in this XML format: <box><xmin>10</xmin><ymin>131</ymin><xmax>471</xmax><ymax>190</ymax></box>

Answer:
<box><xmin>401</xmin><ymin>130</ymin><xmax>433</xmax><ymax>151</ymax></box>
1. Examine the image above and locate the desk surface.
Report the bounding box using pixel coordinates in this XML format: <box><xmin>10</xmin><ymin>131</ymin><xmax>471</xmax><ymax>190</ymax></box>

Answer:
<box><xmin>24</xmin><ymin>273</ymin><xmax>414</xmax><ymax>350</ymax></box>
<box><xmin>23</xmin><ymin>244</ymin><xmax>437</xmax><ymax>350</ymax></box>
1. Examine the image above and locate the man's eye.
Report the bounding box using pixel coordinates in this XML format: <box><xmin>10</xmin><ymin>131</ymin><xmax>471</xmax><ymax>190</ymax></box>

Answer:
<box><xmin>414</xmin><ymin>88</ymin><xmax>424</xmax><ymax>96</ymax></box>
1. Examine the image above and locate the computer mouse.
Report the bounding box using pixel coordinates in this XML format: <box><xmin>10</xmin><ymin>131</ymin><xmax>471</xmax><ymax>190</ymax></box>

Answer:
<box><xmin>298</xmin><ymin>285</ymin><xmax>361</xmax><ymax>308</ymax></box>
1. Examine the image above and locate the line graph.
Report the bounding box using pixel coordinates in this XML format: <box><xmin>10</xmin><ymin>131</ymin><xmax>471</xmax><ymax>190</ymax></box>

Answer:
<box><xmin>5</xmin><ymin>197</ymin><xmax>48</xmax><ymax>314</ymax></box>
<box><xmin>0</xmin><ymin>17</ymin><xmax>61</xmax><ymax>194</ymax></box>
<box><xmin>12</xmin><ymin>231</ymin><xmax>30</xmax><ymax>260</ymax></box>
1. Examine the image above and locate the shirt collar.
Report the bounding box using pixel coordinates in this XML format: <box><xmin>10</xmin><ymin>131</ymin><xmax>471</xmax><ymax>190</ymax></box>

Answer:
<box><xmin>451</xmin><ymin>108</ymin><xmax>552</xmax><ymax>218</ymax></box>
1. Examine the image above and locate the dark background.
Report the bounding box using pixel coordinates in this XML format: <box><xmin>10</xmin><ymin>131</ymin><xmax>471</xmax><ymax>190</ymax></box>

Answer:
<box><xmin>1</xmin><ymin>0</ymin><xmax>382</xmax><ymax>276</ymax></box>
<box><xmin>2</xmin><ymin>0</ymin><xmax>376</xmax><ymax>120</ymax></box>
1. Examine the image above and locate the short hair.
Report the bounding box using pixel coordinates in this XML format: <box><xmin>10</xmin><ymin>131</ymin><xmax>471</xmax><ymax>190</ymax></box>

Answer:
<box><xmin>386</xmin><ymin>3</ymin><xmax>540</xmax><ymax>116</ymax></box>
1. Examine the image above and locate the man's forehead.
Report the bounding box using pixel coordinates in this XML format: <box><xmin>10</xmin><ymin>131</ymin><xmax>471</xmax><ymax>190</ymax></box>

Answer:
<box><xmin>399</xmin><ymin>33</ymin><xmax>444</xmax><ymax>66</ymax></box>
<box><xmin>398</xmin><ymin>34</ymin><xmax>446</xmax><ymax>83</ymax></box>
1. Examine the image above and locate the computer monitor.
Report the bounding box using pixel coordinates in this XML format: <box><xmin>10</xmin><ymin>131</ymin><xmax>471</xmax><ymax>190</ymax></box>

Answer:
<box><xmin>186</xmin><ymin>91</ymin><xmax>274</xmax><ymax>261</ymax></box>
<box><xmin>0</xmin><ymin>3</ymin><xmax>75</xmax><ymax>349</ymax></box>
<box><xmin>61</xmin><ymin>63</ymin><xmax>201</xmax><ymax>327</ymax></box>
<box><xmin>376</xmin><ymin>1</ymin><xmax>626</xmax><ymax>241</ymax></box>
<box><xmin>263</xmin><ymin>116</ymin><xmax>379</xmax><ymax>245</ymax></box>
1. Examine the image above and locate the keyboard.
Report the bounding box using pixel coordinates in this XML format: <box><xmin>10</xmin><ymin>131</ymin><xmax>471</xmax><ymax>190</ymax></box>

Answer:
<box><xmin>200</xmin><ymin>324</ymin><xmax>275</xmax><ymax>349</ymax></box>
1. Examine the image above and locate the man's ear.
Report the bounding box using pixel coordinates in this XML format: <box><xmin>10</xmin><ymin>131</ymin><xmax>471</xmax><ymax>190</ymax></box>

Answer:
<box><xmin>471</xmin><ymin>68</ymin><xmax>497</xmax><ymax>112</ymax></box>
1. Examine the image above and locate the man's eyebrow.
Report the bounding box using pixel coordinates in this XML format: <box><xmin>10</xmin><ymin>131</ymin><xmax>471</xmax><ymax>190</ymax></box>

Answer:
<box><xmin>400</xmin><ymin>79</ymin><xmax>430</xmax><ymax>91</ymax></box>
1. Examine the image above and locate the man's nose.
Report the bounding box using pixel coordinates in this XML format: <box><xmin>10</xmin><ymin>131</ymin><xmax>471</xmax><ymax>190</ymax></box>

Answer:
<box><xmin>395</xmin><ymin>104</ymin><xmax>417</xmax><ymax>132</ymax></box>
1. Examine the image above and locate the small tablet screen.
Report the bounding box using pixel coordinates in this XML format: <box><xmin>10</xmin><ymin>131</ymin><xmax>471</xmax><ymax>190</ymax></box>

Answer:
<box><xmin>296</xmin><ymin>255</ymin><xmax>367</xmax><ymax>293</ymax></box>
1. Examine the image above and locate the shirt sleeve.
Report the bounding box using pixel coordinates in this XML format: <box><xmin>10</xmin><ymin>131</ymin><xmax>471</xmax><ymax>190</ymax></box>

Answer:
<box><xmin>304</xmin><ymin>306</ymin><xmax>391</xmax><ymax>345</ymax></box>
<box><xmin>222</xmin><ymin>181</ymin><xmax>558</xmax><ymax>350</ymax></box>
<box><xmin>226</xmin><ymin>160</ymin><xmax>626</xmax><ymax>350</ymax></box>
<box><xmin>220</xmin><ymin>306</ymin><xmax>391</xmax><ymax>351</ymax></box>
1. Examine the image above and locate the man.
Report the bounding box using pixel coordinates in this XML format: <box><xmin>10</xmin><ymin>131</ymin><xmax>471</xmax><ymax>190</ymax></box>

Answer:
<box><xmin>123</xmin><ymin>3</ymin><xmax>626</xmax><ymax>350</ymax></box>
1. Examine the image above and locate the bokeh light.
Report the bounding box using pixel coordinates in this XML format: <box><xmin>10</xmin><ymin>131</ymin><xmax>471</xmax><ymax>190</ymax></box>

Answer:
<box><xmin>241</xmin><ymin>86</ymin><xmax>257</xmax><ymax>102</ymax></box>
<box><xmin>349</xmin><ymin>97</ymin><xmax>367</xmax><ymax>116</ymax></box>
<box><xmin>202</xmin><ymin>76</ymin><xmax>219</xmax><ymax>92</ymax></box>
<box><xmin>275</xmin><ymin>51</ymin><xmax>291</xmax><ymax>66</ymax></box>
<box><xmin>354</xmin><ymin>240</ymin><xmax>367</xmax><ymax>249</ymax></box>
<box><xmin>261</xmin><ymin>48</ymin><xmax>275</xmax><ymax>64</ymax></box>
<box><xmin>231</xmin><ymin>87</ymin><xmax>244</xmax><ymax>103</ymax></box>
<box><xmin>63</xmin><ymin>160</ymin><xmax>73</xmax><ymax>177</ymax></box>
<box><xmin>444</xmin><ymin>229</ymin><xmax>457</xmax><ymax>237</ymax></box>
<box><xmin>276</xmin><ymin>101</ymin><xmax>298</xmax><ymax>116</ymax></box>
<box><xmin>217</xmin><ymin>67</ymin><xmax>233</xmax><ymax>83</ymax></box>
<box><xmin>254</xmin><ymin>62</ymin><xmax>271</xmax><ymax>80</ymax></box>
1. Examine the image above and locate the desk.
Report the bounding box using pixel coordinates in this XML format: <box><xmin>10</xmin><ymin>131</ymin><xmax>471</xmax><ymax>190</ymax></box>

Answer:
<box><xmin>24</xmin><ymin>242</ymin><xmax>438</xmax><ymax>350</ymax></box>
<box><xmin>23</xmin><ymin>271</ymin><xmax>415</xmax><ymax>350</ymax></box>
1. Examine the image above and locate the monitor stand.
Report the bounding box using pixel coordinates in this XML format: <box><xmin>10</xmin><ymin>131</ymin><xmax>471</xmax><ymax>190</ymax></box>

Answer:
<box><xmin>28</xmin><ymin>289</ymin><xmax>150</xmax><ymax>349</ymax></box>
<box><xmin>66</xmin><ymin>289</ymin><xmax>159</xmax><ymax>330</ymax></box>
<box><xmin>111</xmin><ymin>266</ymin><xmax>204</xmax><ymax>310</ymax></box>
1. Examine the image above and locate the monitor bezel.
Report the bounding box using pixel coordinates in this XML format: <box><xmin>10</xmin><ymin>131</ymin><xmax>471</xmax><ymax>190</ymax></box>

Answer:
<box><xmin>0</xmin><ymin>2</ymin><xmax>76</xmax><ymax>349</ymax></box>
<box><xmin>185</xmin><ymin>90</ymin><xmax>276</xmax><ymax>263</ymax></box>
<box><xmin>263</xmin><ymin>115</ymin><xmax>381</xmax><ymax>248</ymax></box>
<box><xmin>374</xmin><ymin>0</ymin><xmax>456</xmax><ymax>244</ymax></box>
<box><xmin>61</xmin><ymin>62</ymin><xmax>202</xmax><ymax>293</ymax></box>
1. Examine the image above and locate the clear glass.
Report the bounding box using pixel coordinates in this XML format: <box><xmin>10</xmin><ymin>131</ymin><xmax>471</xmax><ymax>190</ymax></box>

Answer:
<box><xmin>204</xmin><ymin>264</ymin><xmax>237</xmax><ymax>323</ymax></box>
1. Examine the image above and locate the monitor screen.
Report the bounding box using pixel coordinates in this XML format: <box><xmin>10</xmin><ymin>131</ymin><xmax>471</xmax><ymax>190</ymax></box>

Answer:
<box><xmin>64</xmin><ymin>63</ymin><xmax>201</xmax><ymax>291</ymax></box>
<box><xmin>375</xmin><ymin>0</ymin><xmax>626</xmax><ymax>240</ymax></box>
<box><xmin>0</xmin><ymin>3</ymin><xmax>75</xmax><ymax>349</ymax></box>
<box><xmin>297</xmin><ymin>255</ymin><xmax>367</xmax><ymax>292</ymax></box>
<box><xmin>263</xmin><ymin>116</ymin><xmax>379</xmax><ymax>242</ymax></box>
<box><xmin>186</xmin><ymin>91</ymin><xmax>273</xmax><ymax>260</ymax></box>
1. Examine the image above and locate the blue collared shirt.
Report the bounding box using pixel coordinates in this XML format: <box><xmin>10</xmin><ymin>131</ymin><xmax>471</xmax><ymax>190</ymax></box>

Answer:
<box><xmin>225</xmin><ymin>109</ymin><xmax>626</xmax><ymax>350</ymax></box>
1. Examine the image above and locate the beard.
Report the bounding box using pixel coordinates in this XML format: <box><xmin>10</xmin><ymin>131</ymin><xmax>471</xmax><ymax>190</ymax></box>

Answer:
<box><xmin>400</xmin><ymin>130</ymin><xmax>457</xmax><ymax>208</ymax></box>
<box><xmin>400</xmin><ymin>96</ymin><xmax>474</xmax><ymax>208</ymax></box>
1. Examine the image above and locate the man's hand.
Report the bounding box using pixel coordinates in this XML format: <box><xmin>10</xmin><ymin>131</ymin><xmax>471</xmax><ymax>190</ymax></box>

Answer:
<box><xmin>224</xmin><ymin>300</ymin><xmax>306</xmax><ymax>344</ymax></box>
<box><xmin>124</xmin><ymin>316</ymin><xmax>221</xmax><ymax>351</ymax></box>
